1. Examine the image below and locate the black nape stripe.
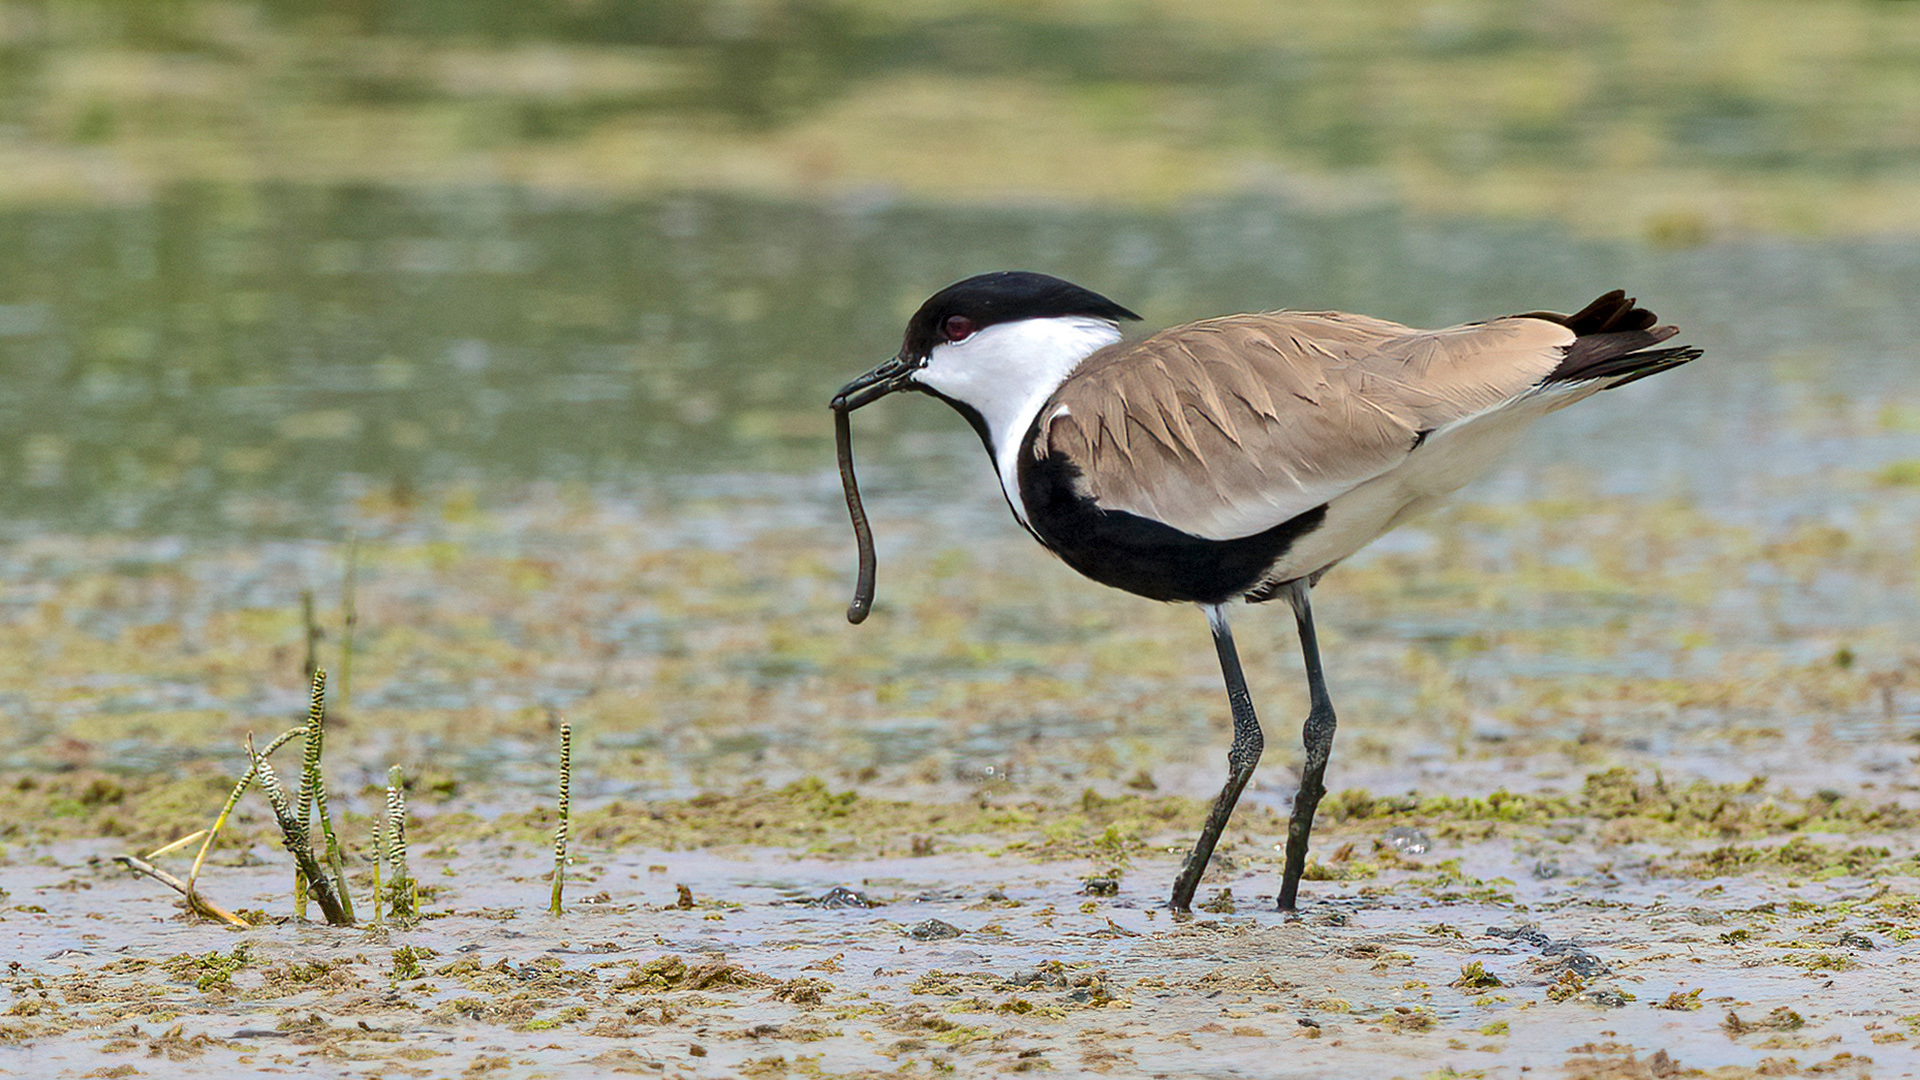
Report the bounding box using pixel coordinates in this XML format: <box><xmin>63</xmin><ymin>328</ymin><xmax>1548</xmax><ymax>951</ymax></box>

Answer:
<box><xmin>1016</xmin><ymin>433</ymin><xmax>1328</xmax><ymax>605</ymax></box>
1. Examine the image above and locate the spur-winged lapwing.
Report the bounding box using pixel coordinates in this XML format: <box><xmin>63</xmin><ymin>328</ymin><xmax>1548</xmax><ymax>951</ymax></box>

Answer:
<box><xmin>831</xmin><ymin>271</ymin><xmax>1700</xmax><ymax>913</ymax></box>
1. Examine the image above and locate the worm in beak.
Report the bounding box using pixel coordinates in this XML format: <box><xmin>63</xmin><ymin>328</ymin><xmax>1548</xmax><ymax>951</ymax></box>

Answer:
<box><xmin>829</xmin><ymin>355</ymin><xmax>916</xmax><ymax>624</ymax></box>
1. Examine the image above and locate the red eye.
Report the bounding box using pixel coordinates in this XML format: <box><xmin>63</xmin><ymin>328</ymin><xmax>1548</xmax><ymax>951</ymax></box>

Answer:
<box><xmin>942</xmin><ymin>315</ymin><xmax>976</xmax><ymax>342</ymax></box>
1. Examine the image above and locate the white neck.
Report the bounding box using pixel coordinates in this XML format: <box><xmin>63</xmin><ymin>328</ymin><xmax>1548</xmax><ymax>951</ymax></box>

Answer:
<box><xmin>911</xmin><ymin>315</ymin><xmax>1123</xmax><ymax>525</ymax></box>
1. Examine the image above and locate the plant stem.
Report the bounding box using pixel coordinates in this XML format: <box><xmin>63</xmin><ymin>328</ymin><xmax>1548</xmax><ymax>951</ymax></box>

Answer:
<box><xmin>371</xmin><ymin>793</ymin><xmax>385</xmax><ymax>925</ymax></box>
<box><xmin>188</xmin><ymin>726</ymin><xmax>304</xmax><ymax>901</ymax></box>
<box><xmin>253</xmin><ymin>734</ymin><xmax>351</xmax><ymax>926</ymax></box>
<box><xmin>302</xmin><ymin>669</ymin><xmax>355</xmax><ymax>922</ymax></box>
<box><xmin>114</xmin><ymin>855</ymin><xmax>249</xmax><ymax>929</ymax></box>
<box><xmin>550</xmin><ymin>722</ymin><xmax>571</xmax><ymax>916</ymax></box>
<box><xmin>386</xmin><ymin>765</ymin><xmax>413</xmax><ymax>919</ymax></box>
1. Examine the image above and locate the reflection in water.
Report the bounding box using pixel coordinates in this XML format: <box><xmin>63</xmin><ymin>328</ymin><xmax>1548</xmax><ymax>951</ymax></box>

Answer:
<box><xmin>1</xmin><ymin>184</ymin><xmax>1918</xmax><ymax>537</ymax></box>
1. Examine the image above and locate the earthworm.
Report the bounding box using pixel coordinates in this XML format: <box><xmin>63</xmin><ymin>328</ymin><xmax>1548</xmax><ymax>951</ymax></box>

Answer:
<box><xmin>833</xmin><ymin>404</ymin><xmax>876</xmax><ymax>624</ymax></box>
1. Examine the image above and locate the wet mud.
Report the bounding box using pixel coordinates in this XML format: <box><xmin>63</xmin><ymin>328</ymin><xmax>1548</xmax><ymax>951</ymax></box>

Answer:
<box><xmin>4</xmin><ymin>813</ymin><xmax>1916</xmax><ymax>1079</ymax></box>
<box><xmin>2</xmin><ymin>450</ymin><xmax>1919</xmax><ymax>1078</ymax></box>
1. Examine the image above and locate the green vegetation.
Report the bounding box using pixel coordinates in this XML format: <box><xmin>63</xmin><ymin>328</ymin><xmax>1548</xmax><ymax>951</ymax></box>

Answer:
<box><xmin>1451</xmin><ymin>962</ymin><xmax>1503</xmax><ymax>991</ymax></box>
<box><xmin>164</xmin><ymin>944</ymin><xmax>252</xmax><ymax>992</ymax></box>
<box><xmin>1</xmin><ymin>1</ymin><xmax>1916</xmax><ymax>236</ymax></box>
<box><xmin>1325</xmin><ymin>769</ymin><xmax>1920</xmax><ymax>847</ymax></box>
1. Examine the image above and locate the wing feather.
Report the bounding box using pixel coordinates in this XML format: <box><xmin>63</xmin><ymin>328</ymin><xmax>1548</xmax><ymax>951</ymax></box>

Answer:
<box><xmin>1038</xmin><ymin>311</ymin><xmax>1574</xmax><ymax>540</ymax></box>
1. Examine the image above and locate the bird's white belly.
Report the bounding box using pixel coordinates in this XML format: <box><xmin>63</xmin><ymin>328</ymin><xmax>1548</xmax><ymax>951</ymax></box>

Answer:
<box><xmin>1258</xmin><ymin>393</ymin><xmax>1565</xmax><ymax>585</ymax></box>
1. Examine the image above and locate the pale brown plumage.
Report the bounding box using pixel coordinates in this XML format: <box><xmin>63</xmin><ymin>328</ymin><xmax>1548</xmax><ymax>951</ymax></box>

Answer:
<box><xmin>1037</xmin><ymin>310</ymin><xmax>1590</xmax><ymax>541</ymax></box>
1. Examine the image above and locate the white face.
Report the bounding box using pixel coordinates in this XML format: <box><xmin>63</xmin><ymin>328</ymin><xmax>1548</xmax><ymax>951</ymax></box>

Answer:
<box><xmin>909</xmin><ymin>314</ymin><xmax>1122</xmax><ymax>525</ymax></box>
<box><xmin>910</xmin><ymin>315</ymin><xmax>1120</xmax><ymax>431</ymax></box>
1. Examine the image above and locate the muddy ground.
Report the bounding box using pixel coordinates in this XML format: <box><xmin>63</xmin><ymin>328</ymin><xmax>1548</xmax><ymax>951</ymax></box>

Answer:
<box><xmin>2</xmin><ymin>464</ymin><xmax>1920</xmax><ymax>1079</ymax></box>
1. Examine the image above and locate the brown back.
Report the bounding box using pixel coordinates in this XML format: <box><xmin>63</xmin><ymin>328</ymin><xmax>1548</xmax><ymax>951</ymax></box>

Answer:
<box><xmin>1039</xmin><ymin>311</ymin><xmax>1574</xmax><ymax>539</ymax></box>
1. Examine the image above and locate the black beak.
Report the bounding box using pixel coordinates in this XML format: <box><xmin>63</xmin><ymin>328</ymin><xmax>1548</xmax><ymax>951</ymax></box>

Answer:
<box><xmin>831</xmin><ymin>354</ymin><xmax>916</xmax><ymax>412</ymax></box>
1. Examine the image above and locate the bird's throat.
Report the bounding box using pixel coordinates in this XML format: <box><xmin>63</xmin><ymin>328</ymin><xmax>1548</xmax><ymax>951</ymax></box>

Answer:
<box><xmin>913</xmin><ymin>315</ymin><xmax>1122</xmax><ymax>527</ymax></box>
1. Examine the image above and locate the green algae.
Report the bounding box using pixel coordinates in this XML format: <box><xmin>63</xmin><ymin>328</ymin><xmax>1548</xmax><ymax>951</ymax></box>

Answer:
<box><xmin>0</xmin><ymin>772</ymin><xmax>245</xmax><ymax>848</ymax></box>
<box><xmin>162</xmin><ymin>945</ymin><xmax>251</xmax><ymax>994</ymax></box>
<box><xmin>390</xmin><ymin>946</ymin><xmax>435</xmax><ymax>982</ymax></box>
<box><xmin>1451</xmin><ymin>962</ymin><xmax>1504</xmax><ymax>991</ymax></box>
<box><xmin>613</xmin><ymin>956</ymin><xmax>778</xmax><ymax>994</ymax></box>
<box><xmin>1323</xmin><ymin>769</ymin><xmax>1920</xmax><ymax>853</ymax></box>
<box><xmin>1674</xmin><ymin>839</ymin><xmax>1907</xmax><ymax>880</ymax></box>
<box><xmin>464</xmin><ymin>778</ymin><xmax>1209</xmax><ymax>862</ymax></box>
<box><xmin>9</xmin><ymin>762</ymin><xmax>1917</xmax><ymax>909</ymax></box>
<box><xmin>1725</xmin><ymin>1007</ymin><xmax>1808</xmax><ymax>1035</ymax></box>
<box><xmin>1657</xmin><ymin>989</ymin><xmax>1705</xmax><ymax>1012</ymax></box>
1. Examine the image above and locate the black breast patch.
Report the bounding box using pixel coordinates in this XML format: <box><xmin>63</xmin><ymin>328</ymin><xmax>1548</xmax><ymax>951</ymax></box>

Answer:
<box><xmin>1015</xmin><ymin>429</ymin><xmax>1327</xmax><ymax>605</ymax></box>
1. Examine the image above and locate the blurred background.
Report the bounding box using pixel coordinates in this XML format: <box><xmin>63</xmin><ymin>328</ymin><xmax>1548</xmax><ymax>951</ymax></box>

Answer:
<box><xmin>2</xmin><ymin>0</ymin><xmax>1919</xmax><ymax>805</ymax></box>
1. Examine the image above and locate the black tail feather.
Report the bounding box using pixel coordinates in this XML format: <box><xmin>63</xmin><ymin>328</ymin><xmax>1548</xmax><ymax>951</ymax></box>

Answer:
<box><xmin>1520</xmin><ymin>289</ymin><xmax>1700</xmax><ymax>388</ymax></box>
<box><xmin>1556</xmin><ymin>289</ymin><xmax>1658</xmax><ymax>335</ymax></box>
<box><xmin>1557</xmin><ymin>344</ymin><xmax>1703</xmax><ymax>389</ymax></box>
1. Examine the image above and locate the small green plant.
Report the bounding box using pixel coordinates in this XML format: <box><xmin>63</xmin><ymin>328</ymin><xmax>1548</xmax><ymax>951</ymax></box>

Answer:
<box><xmin>550</xmin><ymin>721</ymin><xmax>572</xmax><ymax>916</ymax></box>
<box><xmin>1657</xmin><ymin>988</ymin><xmax>1704</xmax><ymax>1011</ymax></box>
<box><xmin>387</xmin><ymin>764</ymin><xmax>415</xmax><ymax>919</ymax></box>
<box><xmin>391</xmin><ymin>945</ymin><xmax>436</xmax><ymax>981</ymax></box>
<box><xmin>251</xmin><ymin>733</ymin><xmax>351</xmax><ymax>925</ymax></box>
<box><xmin>1452</xmin><ymin>961</ymin><xmax>1504</xmax><ymax>990</ymax></box>
<box><xmin>298</xmin><ymin>669</ymin><xmax>354</xmax><ymax>923</ymax></box>
<box><xmin>371</xmin><ymin>792</ymin><xmax>385</xmax><ymax>925</ymax></box>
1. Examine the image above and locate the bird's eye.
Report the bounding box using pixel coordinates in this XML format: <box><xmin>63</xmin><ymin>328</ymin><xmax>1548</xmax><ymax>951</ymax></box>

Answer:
<box><xmin>942</xmin><ymin>315</ymin><xmax>976</xmax><ymax>342</ymax></box>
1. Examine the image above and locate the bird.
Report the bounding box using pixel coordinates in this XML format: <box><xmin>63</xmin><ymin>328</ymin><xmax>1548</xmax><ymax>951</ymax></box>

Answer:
<box><xmin>830</xmin><ymin>270</ymin><xmax>1700</xmax><ymax>913</ymax></box>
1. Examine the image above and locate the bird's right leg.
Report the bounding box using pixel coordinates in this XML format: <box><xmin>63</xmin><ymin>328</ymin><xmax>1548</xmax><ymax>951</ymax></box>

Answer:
<box><xmin>1277</xmin><ymin>578</ymin><xmax>1337</xmax><ymax>912</ymax></box>
<box><xmin>1169</xmin><ymin>603</ymin><xmax>1264</xmax><ymax>913</ymax></box>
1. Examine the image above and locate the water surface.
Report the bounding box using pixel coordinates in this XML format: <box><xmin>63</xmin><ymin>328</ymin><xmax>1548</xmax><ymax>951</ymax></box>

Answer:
<box><xmin>3</xmin><ymin>185</ymin><xmax>1919</xmax><ymax>539</ymax></box>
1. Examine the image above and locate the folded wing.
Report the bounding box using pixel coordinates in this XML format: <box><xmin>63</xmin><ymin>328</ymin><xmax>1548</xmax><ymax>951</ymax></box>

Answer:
<box><xmin>1038</xmin><ymin>310</ymin><xmax>1576</xmax><ymax>540</ymax></box>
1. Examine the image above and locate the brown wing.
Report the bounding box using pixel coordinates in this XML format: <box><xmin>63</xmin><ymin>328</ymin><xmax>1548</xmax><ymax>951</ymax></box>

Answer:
<box><xmin>1038</xmin><ymin>311</ymin><xmax>1575</xmax><ymax>540</ymax></box>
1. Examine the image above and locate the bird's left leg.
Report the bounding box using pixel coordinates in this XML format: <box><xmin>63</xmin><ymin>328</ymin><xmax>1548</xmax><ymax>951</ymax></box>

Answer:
<box><xmin>1277</xmin><ymin>578</ymin><xmax>1337</xmax><ymax>912</ymax></box>
<box><xmin>1168</xmin><ymin>603</ymin><xmax>1264</xmax><ymax>912</ymax></box>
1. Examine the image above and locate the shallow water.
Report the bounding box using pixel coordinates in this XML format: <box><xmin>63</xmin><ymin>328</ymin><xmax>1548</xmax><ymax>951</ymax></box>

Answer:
<box><xmin>3</xmin><ymin>185</ymin><xmax>1920</xmax><ymax>536</ymax></box>
<box><xmin>3</xmin><ymin>830</ymin><xmax>1913</xmax><ymax>1079</ymax></box>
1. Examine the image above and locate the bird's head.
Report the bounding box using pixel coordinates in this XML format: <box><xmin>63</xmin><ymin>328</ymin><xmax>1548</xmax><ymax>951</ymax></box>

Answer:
<box><xmin>828</xmin><ymin>271</ymin><xmax>1137</xmax><ymax>625</ymax></box>
<box><xmin>830</xmin><ymin>271</ymin><xmax>1139</xmax><ymax>414</ymax></box>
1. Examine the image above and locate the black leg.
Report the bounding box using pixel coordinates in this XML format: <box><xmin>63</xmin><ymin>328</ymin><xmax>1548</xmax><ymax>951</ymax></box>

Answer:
<box><xmin>1277</xmin><ymin>579</ymin><xmax>1337</xmax><ymax>912</ymax></box>
<box><xmin>1169</xmin><ymin>603</ymin><xmax>1264</xmax><ymax>913</ymax></box>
